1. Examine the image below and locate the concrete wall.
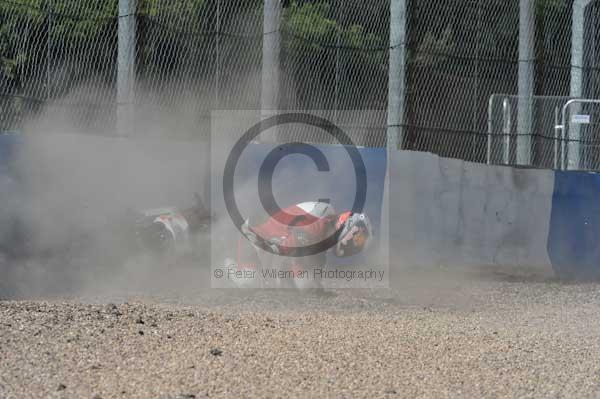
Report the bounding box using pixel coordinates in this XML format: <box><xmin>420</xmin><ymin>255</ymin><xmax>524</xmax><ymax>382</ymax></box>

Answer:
<box><xmin>384</xmin><ymin>150</ymin><xmax>554</xmax><ymax>269</ymax></box>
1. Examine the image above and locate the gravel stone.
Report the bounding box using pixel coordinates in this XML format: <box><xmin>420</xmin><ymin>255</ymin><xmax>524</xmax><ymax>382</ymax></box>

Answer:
<box><xmin>210</xmin><ymin>348</ymin><xmax>223</xmax><ymax>356</ymax></box>
<box><xmin>2</xmin><ymin>267</ymin><xmax>600</xmax><ymax>398</ymax></box>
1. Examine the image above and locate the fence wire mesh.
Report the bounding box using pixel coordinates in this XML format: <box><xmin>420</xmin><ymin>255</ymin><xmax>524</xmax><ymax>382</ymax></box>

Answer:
<box><xmin>0</xmin><ymin>0</ymin><xmax>118</xmax><ymax>133</ymax></box>
<box><xmin>2</xmin><ymin>0</ymin><xmax>600</xmax><ymax>169</ymax></box>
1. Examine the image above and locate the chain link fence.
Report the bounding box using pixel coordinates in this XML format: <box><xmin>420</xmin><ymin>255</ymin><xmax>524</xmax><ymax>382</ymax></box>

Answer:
<box><xmin>0</xmin><ymin>0</ymin><xmax>118</xmax><ymax>133</ymax></box>
<box><xmin>2</xmin><ymin>0</ymin><xmax>600</xmax><ymax>168</ymax></box>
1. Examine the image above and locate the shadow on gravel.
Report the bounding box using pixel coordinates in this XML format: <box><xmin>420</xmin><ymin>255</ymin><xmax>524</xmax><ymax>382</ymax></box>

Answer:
<box><xmin>6</xmin><ymin>260</ymin><xmax>598</xmax><ymax>313</ymax></box>
<box><xmin>461</xmin><ymin>265</ymin><xmax>557</xmax><ymax>284</ymax></box>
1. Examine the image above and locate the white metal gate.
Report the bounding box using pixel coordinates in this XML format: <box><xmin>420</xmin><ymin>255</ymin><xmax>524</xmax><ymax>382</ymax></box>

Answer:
<box><xmin>487</xmin><ymin>95</ymin><xmax>574</xmax><ymax>169</ymax></box>
<box><xmin>556</xmin><ymin>99</ymin><xmax>600</xmax><ymax>171</ymax></box>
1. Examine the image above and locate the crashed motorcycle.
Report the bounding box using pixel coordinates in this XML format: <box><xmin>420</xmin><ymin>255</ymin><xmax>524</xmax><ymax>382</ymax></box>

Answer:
<box><xmin>126</xmin><ymin>193</ymin><xmax>213</xmax><ymax>260</ymax></box>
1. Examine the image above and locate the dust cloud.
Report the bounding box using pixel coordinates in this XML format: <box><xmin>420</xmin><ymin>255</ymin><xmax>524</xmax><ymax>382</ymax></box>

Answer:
<box><xmin>0</xmin><ymin>78</ymin><xmax>217</xmax><ymax>299</ymax></box>
<box><xmin>0</xmin><ymin>78</ymin><xmax>528</xmax><ymax>306</ymax></box>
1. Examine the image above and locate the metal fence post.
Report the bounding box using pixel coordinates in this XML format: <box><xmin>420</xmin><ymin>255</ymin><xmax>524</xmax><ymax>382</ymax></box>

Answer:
<box><xmin>503</xmin><ymin>98</ymin><xmax>511</xmax><ymax>165</ymax></box>
<box><xmin>517</xmin><ymin>0</ymin><xmax>535</xmax><ymax>166</ymax></box>
<box><xmin>487</xmin><ymin>95</ymin><xmax>494</xmax><ymax>165</ymax></box>
<box><xmin>554</xmin><ymin>106</ymin><xmax>561</xmax><ymax>170</ymax></box>
<box><xmin>261</xmin><ymin>0</ymin><xmax>281</xmax><ymax>141</ymax></box>
<box><xmin>570</xmin><ymin>0</ymin><xmax>591</xmax><ymax>98</ymax></box>
<box><xmin>215</xmin><ymin>0</ymin><xmax>221</xmax><ymax>108</ymax></box>
<box><xmin>386</xmin><ymin>0</ymin><xmax>407</xmax><ymax>150</ymax></box>
<box><xmin>46</xmin><ymin>0</ymin><xmax>53</xmax><ymax>102</ymax></box>
<box><xmin>569</xmin><ymin>0</ymin><xmax>593</xmax><ymax>169</ymax></box>
<box><xmin>333</xmin><ymin>0</ymin><xmax>342</xmax><ymax>123</ymax></box>
<box><xmin>383</xmin><ymin>0</ymin><xmax>408</xmax><ymax>269</ymax></box>
<box><xmin>117</xmin><ymin>0</ymin><xmax>136</xmax><ymax>137</ymax></box>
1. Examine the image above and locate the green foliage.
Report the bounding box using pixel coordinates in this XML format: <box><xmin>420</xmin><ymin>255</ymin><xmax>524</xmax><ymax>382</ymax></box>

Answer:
<box><xmin>537</xmin><ymin>0</ymin><xmax>568</xmax><ymax>13</ymax></box>
<box><xmin>0</xmin><ymin>0</ymin><xmax>119</xmax><ymax>90</ymax></box>
<box><xmin>414</xmin><ymin>25</ymin><xmax>454</xmax><ymax>67</ymax></box>
<box><xmin>284</xmin><ymin>2</ymin><xmax>337</xmax><ymax>44</ymax></box>
<box><xmin>138</xmin><ymin>0</ymin><xmax>206</xmax><ymax>20</ymax></box>
<box><xmin>282</xmin><ymin>1</ymin><xmax>387</xmax><ymax>108</ymax></box>
<box><xmin>284</xmin><ymin>1</ymin><xmax>383</xmax><ymax>50</ymax></box>
<box><xmin>0</xmin><ymin>0</ymin><xmax>576</xmax><ymax>113</ymax></box>
<box><xmin>0</xmin><ymin>2</ymin><xmax>41</xmax><ymax>85</ymax></box>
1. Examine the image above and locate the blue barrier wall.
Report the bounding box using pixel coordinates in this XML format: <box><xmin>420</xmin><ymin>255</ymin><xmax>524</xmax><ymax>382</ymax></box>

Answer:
<box><xmin>0</xmin><ymin>133</ymin><xmax>24</xmax><ymax>256</ymax></box>
<box><xmin>548</xmin><ymin>171</ymin><xmax>600</xmax><ymax>279</ymax></box>
<box><xmin>0</xmin><ymin>133</ymin><xmax>23</xmax><ymax>203</ymax></box>
<box><xmin>0</xmin><ymin>133</ymin><xmax>21</xmax><ymax>177</ymax></box>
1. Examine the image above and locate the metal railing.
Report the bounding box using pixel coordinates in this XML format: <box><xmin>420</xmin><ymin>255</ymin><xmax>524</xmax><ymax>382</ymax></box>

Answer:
<box><xmin>556</xmin><ymin>99</ymin><xmax>600</xmax><ymax>171</ymax></box>
<box><xmin>486</xmin><ymin>94</ymin><xmax>583</xmax><ymax>170</ymax></box>
<box><xmin>487</xmin><ymin>95</ymin><xmax>600</xmax><ymax>172</ymax></box>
